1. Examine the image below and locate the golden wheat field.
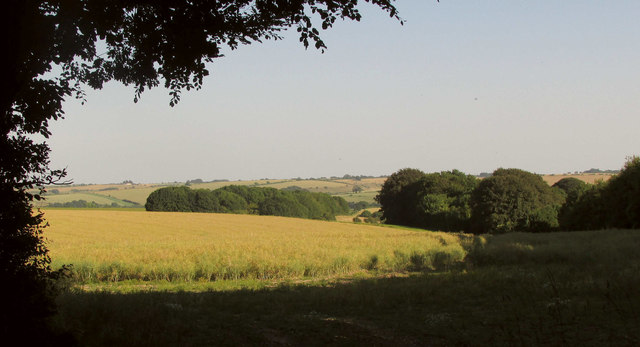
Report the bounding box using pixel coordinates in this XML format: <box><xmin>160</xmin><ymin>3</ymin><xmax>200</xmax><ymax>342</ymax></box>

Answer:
<box><xmin>44</xmin><ymin>209</ymin><xmax>466</xmax><ymax>283</ymax></box>
<box><xmin>541</xmin><ymin>173</ymin><xmax>613</xmax><ymax>185</ymax></box>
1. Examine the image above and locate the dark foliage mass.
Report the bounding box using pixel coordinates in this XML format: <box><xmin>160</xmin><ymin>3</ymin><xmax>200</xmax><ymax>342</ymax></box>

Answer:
<box><xmin>410</xmin><ymin>170</ymin><xmax>478</xmax><ymax>231</ymax></box>
<box><xmin>146</xmin><ymin>186</ymin><xmax>350</xmax><ymax>221</ymax></box>
<box><xmin>558</xmin><ymin>156</ymin><xmax>640</xmax><ymax>230</ymax></box>
<box><xmin>375</xmin><ymin>168</ymin><xmax>426</xmax><ymax>225</ymax></box>
<box><xmin>378</xmin><ymin>157</ymin><xmax>639</xmax><ymax>234</ymax></box>
<box><xmin>553</xmin><ymin>177</ymin><xmax>590</xmax><ymax>230</ymax></box>
<box><xmin>553</xmin><ymin>177</ymin><xmax>589</xmax><ymax>203</ymax></box>
<box><xmin>2</xmin><ymin>0</ymin><xmax>400</xmax><ymax>342</ymax></box>
<box><xmin>470</xmin><ymin>169</ymin><xmax>564</xmax><ymax>234</ymax></box>
<box><xmin>603</xmin><ymin>157</ymin><xmax>640</xmax><ymax>228</ymax></box>
<box><xmin>348</xmin><ymin>200</ymin><xmax>380</xmax><ymax>211</ymax></box>
<box><xmin>375</xmin><ymin>169</ymin><xmax>477</xmax><ymax>232</ymax></box>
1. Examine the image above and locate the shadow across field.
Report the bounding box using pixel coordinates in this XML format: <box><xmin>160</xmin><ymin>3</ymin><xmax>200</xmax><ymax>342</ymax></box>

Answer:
<box><xmin>56</xmin><ymin>252</ymin><xmax>640</xmax><ymax>346</ymax></box>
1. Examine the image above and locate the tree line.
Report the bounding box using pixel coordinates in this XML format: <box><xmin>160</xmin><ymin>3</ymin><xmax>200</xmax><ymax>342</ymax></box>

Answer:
<box><xmin>48</xmin><ymin>200</ymin><xmax>140</xmax><ymax>208</ymax></box>
<box><xmin>145</xmin><ymin>186</ymin><xmax>351</xmax><ymax>221</ymax></box>
<box><xmin>376</xmin><ymin>157</ymin><xmax>639</xmax><ymax>234</ymax></box>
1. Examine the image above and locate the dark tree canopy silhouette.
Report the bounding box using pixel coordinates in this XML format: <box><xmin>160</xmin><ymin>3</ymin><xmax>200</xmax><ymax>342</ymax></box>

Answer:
<box><xmin>410</xmin><ymin>170</ymin><xmax>478</xmax><ymax>232</ymax></box>
<box><xmin>470</xmin><ymin>168</ymin><xmax>564</xmax><ymax>234</ymax></box>
<box><xmin>375</xmin><ymin>168</ymin><xmax>425</xmax><ymax>225</ymax></box>
<box><xmin>552</xmin><ymin>177</ymin><xmax>589</xmax><ymax>203</ymax></box>
<box><xmin>1</xmin><ymin>0</ymin><xmax>401</xmax><ymax>341</ymax></box>
<box><xmin>375</xmin><ymin>169</ymin><xmax>477</xmax><ymax>231</ymax></box>
<box><xmin>558</xmin><ymin>156</ymin><xmax>640</xmax><ymax>230</ymax></box>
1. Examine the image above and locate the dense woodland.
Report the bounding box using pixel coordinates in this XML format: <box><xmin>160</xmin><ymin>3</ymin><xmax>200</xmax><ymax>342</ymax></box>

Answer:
<box><xmin>375</xmin><ymin>157</ymin><xmax>640</xmax><ymax>234</ymax></box>
<box><xmin>146</xmin><ymin>185</ymin><xmax>351</xmax><ymax>221</ymax></box>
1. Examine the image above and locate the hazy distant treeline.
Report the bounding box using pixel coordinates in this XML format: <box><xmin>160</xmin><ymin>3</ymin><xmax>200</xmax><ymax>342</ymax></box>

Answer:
<box><xmin>145</xmin><ymin>185</ymin><xmax>350</xmax><ymax>221</ymax></box>
<box><xmin>48</xmin><ymin>199</ymin><xmax>140</xmax><ymax>208</ymax></box>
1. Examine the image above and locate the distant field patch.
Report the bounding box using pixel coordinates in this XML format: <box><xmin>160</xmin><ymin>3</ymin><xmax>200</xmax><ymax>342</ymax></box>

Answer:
<box><xmin>333</xmin><ymin>191</ymin><xmax>379</xmax><ymax>204</ymax></box>
<box><xmin>49</xmin><ymin>183</ymin><xmax>156</xmax><ymax>194</ymax></box>
<box><xmin>37</xmin><ymin>193</ymin><xmax>137</xmax><ymax>207</ymax></box>
<box><xmin>541</xmin><ymin>173</ymin><xmax>613</xmax><ymax>185</ymax></box>
<box><xmin>41</xmin><ymin>178</ymin><xmax>386</xmax><ymax>209</ymax></box>
<box><xmin>264</xmin><ymin>180</ymin><xmax>352</xmax><ymax>193</ymax></box>
<box><xmin>44</xmin><ymin>209</ymin><xmax>465</xmax><ymax>283</ymax></box>
<box><xmin>90</xmin><ymin>186</ymin><xmax>161</xmax><ymax>205</ymax></box>
<box><xmin>335</xmin><ymin>177</ymin><xmax>386</xmax><ymax>189</ymax></box>
<box><xmin>190</xmin><ymin>179</ymin><xmax>290</xmax><ymax>190</ymax></box>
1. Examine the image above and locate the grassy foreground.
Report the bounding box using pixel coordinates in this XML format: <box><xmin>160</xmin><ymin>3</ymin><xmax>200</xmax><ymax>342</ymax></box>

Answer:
<box><xmin>44</xmin><ymin>210</ymin><xmax>640</xmax><ymax>345</ymax></box>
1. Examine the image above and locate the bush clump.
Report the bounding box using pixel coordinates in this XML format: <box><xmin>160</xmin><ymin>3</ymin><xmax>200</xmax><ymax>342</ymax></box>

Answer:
<box><xmin>470</xmin><ymin>168</ymin><xmax>564</xmax><ymax>234</ymax></box>
<box><xmin>557</xmin><ymin>156</ymin><xmax>640</xmax><ymax>230</ymax></box>
<box><xmin>146</xmin><ymin>185</ymin><xmax>350</xmax><ymax>221</ymax></box>
<box><xmin>375</xmin><ymin>156</ymin><xmax>638</xmax><ymax>234</ymax></box>
<box><xmin>375</xmin><ymin>169</ymin><xmax>477</xmax><ymax>232</ymax></box>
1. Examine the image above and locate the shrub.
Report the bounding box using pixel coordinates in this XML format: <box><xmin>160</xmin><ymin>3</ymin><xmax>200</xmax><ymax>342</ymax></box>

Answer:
<box><xmin>359</xmin><ymin>210</ymin><xmax>373</xmax><ymax>217</ymax></box>
<box><xmin>375</xmin><ymin>168</ymin><xmax>425</xmax><ymax>225</ymax></box>
<box><xmin>146</xmin><ymin>185</ymin><xmax>350</xmax><ymax>221</ymax></box>
<box><xmin>557</xmin><ymin>183</ymin><xmax>608</xmax><ymax>230</ymax></box>
<box><xmin>191</xmin><ymin>189</ymin><xmax>221</xmax><ymax>212</ymax></box>
<box><xmin>410</xmin><ymin>170</ymin><xmax>478</xmax><ymax>231</ymax></box>
<box><xmin>211</xmin><ymin>190</ymin><xmax>248</xmax><ymax>213</ymax></box>
<box><xmin>258</xmin><ymin>194</ymin><xmax>308</xmax><ymax>218</ymax></box>
<box><xmin>603</xmin><ymin>156</ymin><xmax>640</xmax><ymax>228</ymax></box>
<box><xmin>376</xmin><ymin>169</ymin><xmax>477</xmax><ymax>231</ymax></box>
<box><xmin>470</xmin><ymin>168</ymin><xmax>563</xmax><ymax>234</ymax></box>
<box><xmin>349</xmin><ymin>201</ymin><xmax>372</xmax><ymax>211</ymax></box>
<box><xmin>557</xmin><ymin>156</ymin><xmax>640</xmax><ymax>230</ymax></box>
<box><xmin>553</xmin><ymin>178</ymin><xmax>594</xmax><ymax>230</ymax></box>
<box><xmin>552</xmin><ymin>177</ymin><xmax>588</xmax><ymax>203</ymax></box>
<box><xmin>145</xmin><ymin>186</ymin><xmax>192</xmax><ymax>212</ymax></box>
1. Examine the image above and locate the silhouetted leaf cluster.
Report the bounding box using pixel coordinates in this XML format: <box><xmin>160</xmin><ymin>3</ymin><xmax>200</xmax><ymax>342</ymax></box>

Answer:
<box><xmin>2</xmin><ymin>0</ymin><xmax>400</xmax><ymax>342</ymax></box>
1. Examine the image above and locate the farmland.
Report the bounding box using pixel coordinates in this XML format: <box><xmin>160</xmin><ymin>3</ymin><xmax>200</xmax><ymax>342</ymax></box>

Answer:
<box><xmin>43</xmin><ymin>192</ymin><xmax>138</xmax><ymax>207</ymax></box>
<box><xmin>46</xmin><ymin>209</ymin><xmax>640</xmax><ymax>345</ymax></box>
<box><xmin>541</xmin><ymin>173</ymin><xmax>613</xmax><ymax>186</ymax></box>
<box><xmin>37</xmin><ymin>177</ymin><xmax>386</xmax><ymax>207</ymax></box>
<box><xmin>37</xmin><ymin>173</ymin><xmax>611</xmax><ymax>209</ymax></box>
<box><xmin>45</xmin><ymin>210</ymin><xmax>465</xmax><ymax>283</ymax></box>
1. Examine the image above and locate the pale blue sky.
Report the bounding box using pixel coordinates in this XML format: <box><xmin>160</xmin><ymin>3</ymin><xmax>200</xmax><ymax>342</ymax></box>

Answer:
<box><xmin>48</xmin><ymin>1</ymin><xmax>640</xmax><ymax>183</ymax></box>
